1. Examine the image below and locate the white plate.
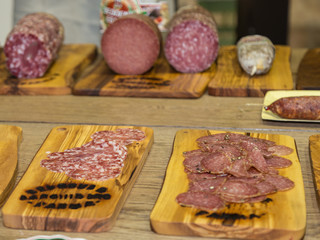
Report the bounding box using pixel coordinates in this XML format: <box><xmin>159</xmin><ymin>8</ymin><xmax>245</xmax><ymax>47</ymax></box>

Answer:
<box><xmin>262</xmin><ymin>90</ymin><xmax>320</xmax><ymax>122</ymax></box>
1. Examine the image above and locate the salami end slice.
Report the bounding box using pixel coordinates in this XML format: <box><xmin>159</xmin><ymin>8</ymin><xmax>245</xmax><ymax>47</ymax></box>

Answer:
<box><xmin>4</xmin><ymin>12</ymin><xmax>64</xmax><ymax>78</ymax></box>
<box><xmin>101</xmin><ymin>14</ymin><xmax>161</xmax><ymax>75</ymax></box>
<box><xmin>164</xmin><ymin>5</ymin><xmax>219</xmax><ymax>73</ymax></box>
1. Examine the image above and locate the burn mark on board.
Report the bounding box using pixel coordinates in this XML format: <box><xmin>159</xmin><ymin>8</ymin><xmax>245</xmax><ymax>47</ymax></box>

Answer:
<box><xmin>109</xmin><ymin>76</ymin><xmax>171</xmax><ymax>89</ymax></box>
<box><xmin>19</xmin><ymin>183</ymin><xmax>111</xmax><ymax>210</ymax></box>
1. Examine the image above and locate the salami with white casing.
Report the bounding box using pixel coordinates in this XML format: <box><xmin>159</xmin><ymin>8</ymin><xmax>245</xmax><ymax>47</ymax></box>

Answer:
<box><xmin>237</xmin><ymin>35</ymin><xmax>275</xmax><ymax>76</ymax></box>
<box><xmin>164</xmin><ymin>5</ymin><xmax>219</xmax><ymax>73</ymax></box>
<box><xmin>4</xmin><ymin>12</ymin><xmax>64</xmax><ymax>78</ymax></box>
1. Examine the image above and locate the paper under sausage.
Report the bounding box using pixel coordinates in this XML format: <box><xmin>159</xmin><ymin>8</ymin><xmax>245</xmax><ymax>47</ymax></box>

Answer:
<box><xmin>237</xmin><ymin>35</ymin><xmax>275</xmax><ymax>76</ymax></box>
<box><xmin>264</xmin><ymin>96</ymin><xmax>320</xmax><ymax>120</ymax></box>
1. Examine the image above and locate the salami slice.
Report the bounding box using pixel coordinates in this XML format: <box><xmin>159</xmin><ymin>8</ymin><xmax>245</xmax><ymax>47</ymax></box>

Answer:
<box><xmin>164</xmin><ymin>5</ymin><xmax>219</xmax><ymax>73</ymax></box>
<box><xmin>41</xmin><ymin>128</ymin><xmax>145</xmax><ymax>181</ymax></box>
<box><xmin>4</xmin><ymin>12</ymin><xmax>64</xmax><ymax>78</ymax></box>
<box><xmin>101</xmin><ymin>13</ymin><xmax>161</xmax><ymax>75</ymax></box>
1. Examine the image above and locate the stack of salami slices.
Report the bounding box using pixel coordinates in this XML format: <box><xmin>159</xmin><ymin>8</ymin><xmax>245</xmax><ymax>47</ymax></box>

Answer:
<box><xmin>176</xmin><ymin>132</ymin><xmax>295</xmax><ymax>211</ymax></box>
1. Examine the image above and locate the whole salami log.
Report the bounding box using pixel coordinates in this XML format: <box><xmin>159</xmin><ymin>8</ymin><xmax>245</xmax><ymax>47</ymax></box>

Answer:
<box><xmin>164</xmin><ymin>5</ymin><xmax>219</xmax><ymax>73</ymax></box>
<box><xmin>237</xmin><ymin>35</ymin><xmax>275</xmax><ymax>76</ymax></box>
<box><xmin>101</xmin><ymin>13</ymin><xmax>161</xmax><ymax>75</ymax></box>
<box><xmin>4</xmin><ymin>12</ymin><xmax>64</xmax><ymax>78</ymax></box>
<box><xmin>265</xmin><ymin>96</ymin><xmax>320</xmax><ymax>120</ymax></box>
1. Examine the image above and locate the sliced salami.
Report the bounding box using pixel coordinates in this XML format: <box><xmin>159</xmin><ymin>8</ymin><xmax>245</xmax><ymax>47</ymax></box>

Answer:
<box><xmin>164</xmin><ymin>5</ymin><xmax>219</xmax><ymax>73</ymax></box>
<box><xmin>41</xmin><ymin>128</ymin><xmax>145</xmax><ymax>181</ymax></box>
<box><xmin>176</xmin><ymin>191</ymin><xmax>225</xmax><ymax>211</ymax></box>
<box><xmin>4</xmin><ymin>12</ymin><xmax>64</xmax><ymax>78</ymax></box>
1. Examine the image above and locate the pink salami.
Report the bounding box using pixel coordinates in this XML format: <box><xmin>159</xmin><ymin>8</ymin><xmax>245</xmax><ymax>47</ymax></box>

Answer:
<box><xmin>41</xmin><ymin>128</ymin><xmax>145</xmax><ymax>181</ymax></box>
<box><xmin>164</xmin><ymin>5</ymin><xmax>219</xmax><ymax>73</ymax></box>
<box><xmin>101</xmin><ymin>14</ymin><xmax>161</xmax><ymax>75</ymax></box>
<box><xmin>4</xmin><ymin>12</ymin><xmax>64</xmax><ymax>78</ymax></box>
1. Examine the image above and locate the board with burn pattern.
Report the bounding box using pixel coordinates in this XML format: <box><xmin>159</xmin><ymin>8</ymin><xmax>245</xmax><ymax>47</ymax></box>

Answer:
<box><xmin>0</xmin><ymin>44</ymin><xmax>97</xmax><ymax>95</ymax></box>
<box><xmin>72</xmin><ymin>53</ymin><xmax>215</xmax><ymax>98</ymax></box>
<box><xmin>2</xmin><ymin>125</ymin><xmax>153</xmax><ymax>232</ymax></box>
<box><xmin>150</xmin><ymin>129</ymin><xmax>306</xmax><ymax>240</ymax></box>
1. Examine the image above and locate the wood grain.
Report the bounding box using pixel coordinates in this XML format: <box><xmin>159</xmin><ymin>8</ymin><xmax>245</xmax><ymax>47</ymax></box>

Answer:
<box><xmin>73</xmin><ymin>54</ymin><xmax>215</xmax><ymax>98</ymax></box>
<box><xmin>1</xmin><ymin>125</ymin><xmax>153</xmax><ymax>232</ymax></box>
<box><xmin>208</xmin><ymin>45</ymin><xmax>293</xmax><ymax>97</ymax></box>
<box><xmin>150</xmin><ymin>129</ymin><xmax>306</xmax><ymax>239</ymax></box>
<box><xmin>309</xmin><ymin>134</ymin><xmax>320</xmax><ymax>203</ymax></box>
<box><xmin>0</xmin><ymin>44</ymin><xmax>97</xmax><ymax>95</ymax></box>
<box><xmin>0</xmin><ymin>125</ymin><xmax>22</xmax><ymax>207</ymax></box>
<box><xmin>296</xmin><ymin>48</ymin><xmax>320</xmax><ymax>90</ymax></box>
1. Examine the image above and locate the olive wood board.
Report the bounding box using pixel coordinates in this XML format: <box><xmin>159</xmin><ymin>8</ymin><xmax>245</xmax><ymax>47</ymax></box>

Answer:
<box><xmin>2</xmin><ymin>125</ymin><xmax>153</xmax><ymax>232</ymax></box>
<box><xmin>150</xmin><ymin>129</ymin><xmax>306</xmax><ymax>239</ymax></box>
<box><xmin>309</xmin><ymin>134</ymin><xmax>320</xmax><ymax>205</ymax></box>
<box><xmin>261</xmin><ymin>90</ymin><xmax>320</xmax><ymax>122</ymax></box>
<box><xmin>296</xmin><ymin>48</ymin><xmax>320</xmax><ymax>90</ymax></box>
<box><xmin>0</xmin><ymin>125</ymin><xmax>22</xmax><ymax>207</ymax></box>
<box><xmin>72</xmin><ymin>54</ymin><xmax>216</xmax><ymax>98</ymax></box>
<box><xmin>0</xmin><ymin>44</ymin><xmax>97</xmax><ymax>95</ymax></box>
<box><xmin>208</xmin><ymin>45</ymin><xmax>293</xmax><ymax>97</ymax></box>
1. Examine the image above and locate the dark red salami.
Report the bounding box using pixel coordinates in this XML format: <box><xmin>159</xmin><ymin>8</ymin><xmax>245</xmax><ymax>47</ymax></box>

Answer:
<box><xmin>101</xmin><ymin>13</ymin><xmax>161</xmax><ymax>75</ymax></box>
<box><xmin>4</xmin><ymin>12</ymin><xmax>64</xmax><ymax>78</ymax></box>
<box><xmin>176</xmin><ymin>132</ymin><xmax>295</xmax><ymax>211</ymax></box>
<box><xmin>40</xmin><ymin>128</ymin><xmax>145</xmax><ymax>181</ymax></box>
<box><xmin>164</xmin><ymin>5</ymin><xmax>219</xmax><ymax>73</ymax></box>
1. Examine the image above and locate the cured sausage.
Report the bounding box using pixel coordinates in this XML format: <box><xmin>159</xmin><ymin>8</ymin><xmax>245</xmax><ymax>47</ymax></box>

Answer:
<box><xmin>265</xmin><ymin>96</ymin><xmax>320</xmax><ymax>120</ymax></box>
<box><xmin>4</xmin><ymin>12</ymin><xmax>64</xmax><ymax>78</ymax></box>
<box><xmin>40</xmin><ymin>128</ymin><xmax>145</xmax><ymax>181</ymax></box>
<box><xmin>237</xmin><ymin>35</ymin><xmax>275</xmax><ymax>76</ymax></box>
<box><xmin>176</xmin><ymin>132</ymin><xmax>294</xmax><ymax>211</ymax></box>
<box><xmin>164</xmin><ymin>5</ymin><xmax>219</xmax><ymax>73</ymax></box>
<box><xmin>101</xmin><ymin>13</ymin><xmax>161</xmax><ymax>75</ymax></box>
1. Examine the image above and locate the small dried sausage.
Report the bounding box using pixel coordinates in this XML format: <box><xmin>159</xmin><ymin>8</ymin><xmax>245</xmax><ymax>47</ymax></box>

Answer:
<box><xmin>265</xmin><ymin>96</ymin><xmax>320</xmax><ymax>120</ymax></box>
<box><xmin>237</xmin><ymin>35</ymin><xmax>275</xmax><ymax>76</ymax></box>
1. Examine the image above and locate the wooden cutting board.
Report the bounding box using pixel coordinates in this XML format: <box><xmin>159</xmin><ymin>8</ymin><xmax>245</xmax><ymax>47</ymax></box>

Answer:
<box><xmin>2</xmin><ymin>125</ymin><xmax>153</xmax><ymax>232</ymax></box>
<box><xmin>208</xmin><ymin>45</ymin><xmax>293</xmax><ymax>97</ymax></box>
<box><xmin>72</xmin><ymin>54</ymin><xmax>215</xmax><ymax>98</ymax></box>
<box><xmin>296</xmin><ymin>48</ymin><xmax>320</xmax><ymax>90</ymax></box>
<box><xmin>0</xmin><ymin>44</ymin><xmax>97</xmax><ymax>95</ymax></box>
<box><xmin>0</xmin><ymin>125</ymin><xmax>22</xmax><ymax>207</ymax></box>
<box><xmin>150</xmin><ymin>129</ymin><xmax>306</xmax><ymax>239</ymax></box>
<box><xmin>309</xmin><ymin>134</ymin><xmax>320</xmax><ymax>202</ymax></box>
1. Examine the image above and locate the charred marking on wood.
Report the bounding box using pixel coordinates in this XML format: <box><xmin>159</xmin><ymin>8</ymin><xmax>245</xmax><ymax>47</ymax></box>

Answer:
<box><xmin>20</xmin><ymin>183</ymin><xmax>111</xmax><ymax>209</ymax></box>
<box><xmin>195</xmin><ymin>210</ymin><xmax>209</xmax><ymax>216</ymax></box>
<box><xmin>205</xmin><ymin>212</ymin><xmax>265</xmax><ymax>226</ymax></box>
<box><xmin>261</xmin><ymin>198</ymin><xmax>272</xmax><ymax>204</ymax></box>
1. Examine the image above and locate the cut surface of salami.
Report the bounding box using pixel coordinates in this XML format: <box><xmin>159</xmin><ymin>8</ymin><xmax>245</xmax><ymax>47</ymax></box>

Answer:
<box><xmin>40</xmin><ymin>128</ymin><xmax>145</xmax><ymax>181</ymax></box>
<box><xmin>101</xmin><ymin>13</ymin><xmax>161</xmax><ymax>75</ymax></box>
<box><xmin>164</xmin><ymin>5</ymin><xmax>219</xmax><ymax>73</ymax></box>
<box><xmin>176</xmin><ymin>132</ymin><xmax>295</xmax><ymax>211</ymax></box>
<box><xmin>4</xmin><ymin>12</ymin><xmax>64</xmax><ymax>78</ymax></box>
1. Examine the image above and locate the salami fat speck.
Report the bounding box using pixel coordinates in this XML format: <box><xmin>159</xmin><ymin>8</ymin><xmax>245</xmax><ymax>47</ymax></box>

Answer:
<box><xmin>4</xmin><ymin>12</ymin><xmax>64</xmax><ymax>78</ymax></box>
<box><xmin>41</xmin><ymin>128</ymin><xmax>145</xmax><ymax>181</ymax></box>
<box><xmin>164</xmin><ymin>5</ymin><xmax>219</xmax><ymax>73</ymax></box>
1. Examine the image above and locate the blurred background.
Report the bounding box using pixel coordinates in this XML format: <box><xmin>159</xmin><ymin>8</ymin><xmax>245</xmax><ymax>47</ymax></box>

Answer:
<box><xmin>1</xmin><ymin>0</ymin><xmax>320</xmax><ymax>49</ymax></box>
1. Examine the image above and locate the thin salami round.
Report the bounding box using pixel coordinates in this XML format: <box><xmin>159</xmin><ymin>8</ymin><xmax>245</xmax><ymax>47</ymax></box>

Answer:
<box><xmin>4</xmin><ymin>12</ymin><xmax>64</xmax><ymax>78</ymax></box>
<box><xmin>164</xmin><ymin>5</ymin><xmax>219</xmax><ymax>73</ymax></box>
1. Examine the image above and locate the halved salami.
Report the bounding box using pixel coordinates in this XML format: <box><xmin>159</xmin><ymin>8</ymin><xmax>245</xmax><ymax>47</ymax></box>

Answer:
<box><xmin>101</xmin><ymin>13</ymin><xmax>161</xmax><ymax>75</ymax></box>
<box><xmin>4</xmin><ymin>12</ymin><xmax>64</xmax><ymax>78</ymax></box>
<box><xmin>164</xmin><ymin>5</ymin><xmax>219</xmax><ymax>73</ymax></box>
